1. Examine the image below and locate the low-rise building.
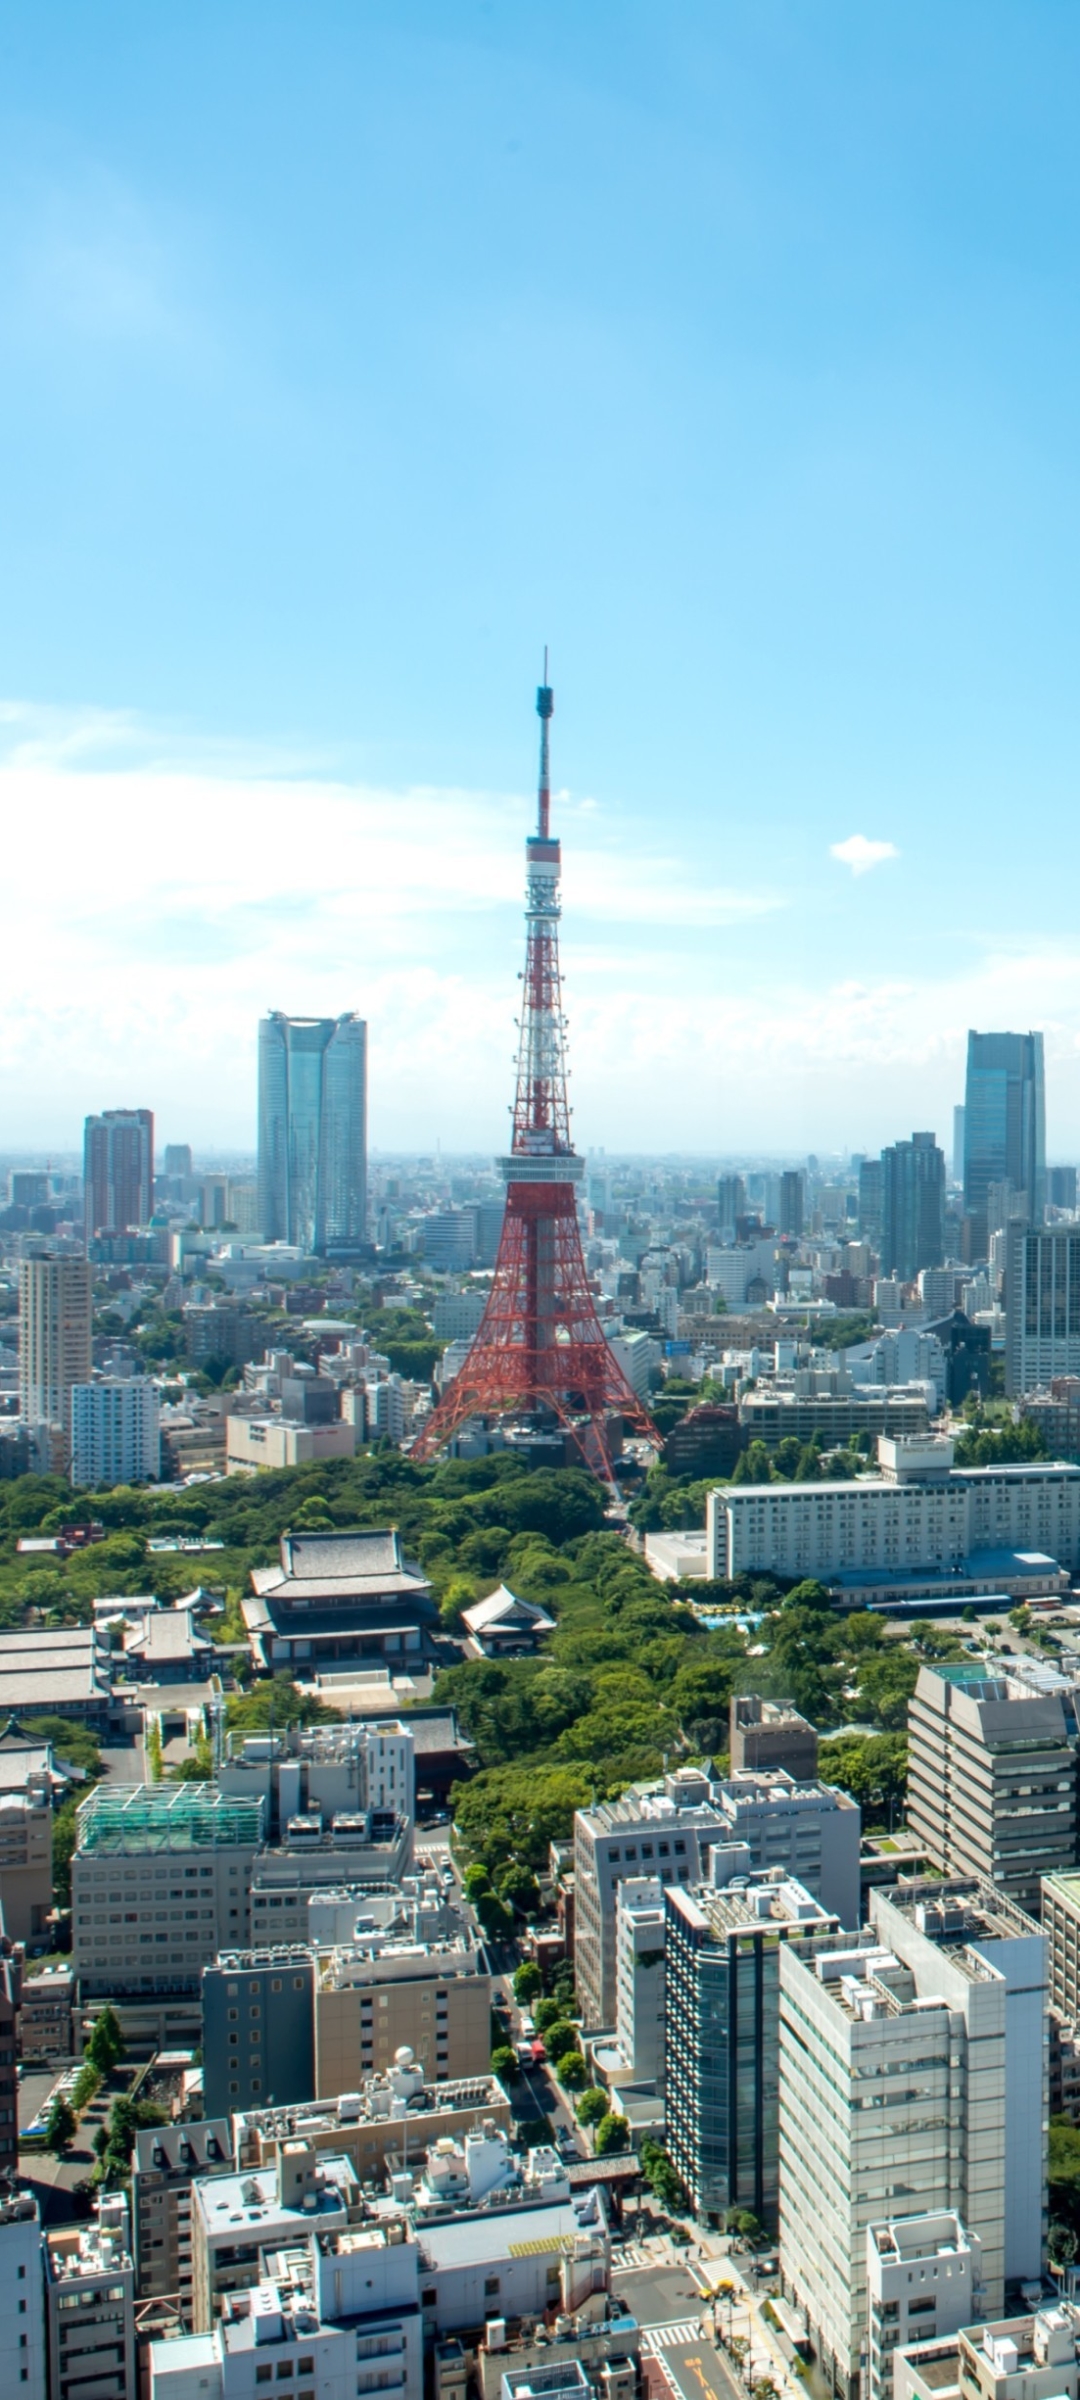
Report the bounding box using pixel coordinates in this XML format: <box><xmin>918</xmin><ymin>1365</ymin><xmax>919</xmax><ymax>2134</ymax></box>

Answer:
<box><xmin>895</xmin><ymin>2309</ymin><xmax>1080</xmax><ymax>2400</ymax></box>
<box><xmin>729</xmin><ymin>1695</ymin><xmax>819</xmax><ymax>1781</ymax></box>
<box><xmin>0</xmin><ymin>1724</ymin><xmax>69</xmax><ymax>1944</ymax></box>
<box><xmin>149</xmin><ymin>2218</ymin><xmax>423</xmax><ymax>2400</ymax></box>
<box><xmin>190</xmin><ymin>2142</ymin><xmax>361</xmax><ymax>2331</ymax></box>
<box><xmin>241</xmin><ymin>1529</ymin><xmax>436</xmax><ymax>1673</ymax></box>
<box><xmin>233</xmin><ymin>2063</ymin><xmax>512</xmax><ymax>2187</ymax></box>
<box><xmin>867</xmin><ymin>2212</ymin><xmax>983</xmax><ymax>2400</ymax></box>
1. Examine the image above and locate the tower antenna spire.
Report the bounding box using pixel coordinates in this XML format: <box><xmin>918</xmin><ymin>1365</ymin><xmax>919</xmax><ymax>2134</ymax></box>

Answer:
<box><xmin>412</xmin><ymin>665</ymin><xmax>659</xmax><ymax>1482</ymax></box>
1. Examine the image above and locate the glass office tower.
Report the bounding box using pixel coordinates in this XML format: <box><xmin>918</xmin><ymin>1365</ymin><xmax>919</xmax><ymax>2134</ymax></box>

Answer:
<box><xmin>257</xmin><ymin>1013</ymin><xmax>367</xmax><ymax>1255</ymax></box>
<box><xmin>963</xmin><ymin>1031</ymin><xmax>1045</xmax><ymax>1252</ymax></box>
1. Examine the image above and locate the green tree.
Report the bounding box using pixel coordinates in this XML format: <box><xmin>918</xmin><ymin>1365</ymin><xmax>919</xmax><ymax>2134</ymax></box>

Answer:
<box><xmin>558</xmin><ymin>2051</ymin><xmax>589</xmax><ymax>2090</ymax></box>
<box><xmin>544</xmin><ymin>2020</ymin><xmax>580</xmax><ymax>2063</ymax></box>
<box><xmin>533</xmin><ymin>1997</ymin><xmax>565</xmax><ymax>2035</ymax></box>
<box><xmin>594</xmin><ymin>2111</ymin><xmax>631</xmax><ymax>2156</ymax></box>
<box><xmin>462</xmin><ymin>1864</ymin><xmax>492</xmax><ymax>1903</ymax></box>
<box><xmin>491</xmin><ymin>2046</ymin><xmax>519</xmax><ymax>2084</ymax></box>
<box><xmin>45</xmin><ymin>2095</ymin><xmax>77</xmax><ymax>2154</ymax></box>
<box><xmin>512</xmin><ymin>1961</ymin><xmax>543</xmax><ymax>2005</ymax></box>
<box><xmin>640</xmin><ymin>2138</ymin><xmax>687</xmax><ymax>2209</ymax></box>
<box><xmin>86</xmin><ymin>2006</ymin><xmax>125</xmax><ymax>2075</ymax></box>
<box><xmin>575</xmin><ymin>2088</ymin><xmax>609</xmax><ymax>2126</ymax></box>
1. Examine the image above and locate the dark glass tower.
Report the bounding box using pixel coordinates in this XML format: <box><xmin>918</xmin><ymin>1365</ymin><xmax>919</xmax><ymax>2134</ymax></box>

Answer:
<box><xmin>880</xmin><ymin>1131</ymin><xmax>945</xmax><ymax>1281</ymax></box>
<box><xmin>964</xmin><ymin>1030</ymin><xmax>1045</xmax><ymax>1253</ymax></box>
<box><xmin>257</xmin><ymin>1013</ymin><xmax>367</xmax><ymax>1255</ymax></box>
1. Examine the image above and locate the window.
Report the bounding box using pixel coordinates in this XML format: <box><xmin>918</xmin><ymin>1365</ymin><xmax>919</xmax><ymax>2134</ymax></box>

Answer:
<box><xmin>484</xmin><ymin>2277</ymin><xmax>500</xmax><ymax>2296</ymax></box>
<box><xmin>256</xmin><ymin>2370</ymin><xmax>272</xmax><ymax>2387</ymax></box>
<box><xmin>276</xmin><ymin>2368</ymin><xmax>293</xmax><ymax>2381</ymax></box>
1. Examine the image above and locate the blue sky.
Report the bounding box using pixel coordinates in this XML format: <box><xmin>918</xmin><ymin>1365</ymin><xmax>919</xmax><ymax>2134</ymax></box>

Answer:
<box><xmin>5</xmin><ymin>3</ymin><xmax>1080</xmax><ymax>1157</ymax></box>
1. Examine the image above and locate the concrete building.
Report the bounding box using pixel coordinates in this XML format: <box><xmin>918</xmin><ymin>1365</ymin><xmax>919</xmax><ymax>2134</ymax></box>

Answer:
<box><xmin>257</xmin><ymin>1011</ymin><xmax>367</xmax><ymax>1255</ymax></box>
<box><xmin>0</xmin><ymin>2184</ymin><xmax>45</xmax><ymax>2400</ymax></box>
<box><xmin>611</xmin><ymin>1877</ymin><xmax>666</xmax><ymax>2090</ymax></box>
<box><xmin>190</xmin><ymin>2142</ymin><xmax>361</xmax><ymax>2329</ymax></box>
<box><xmin>907</xmin><ymin>1661</ymin><xmax>1077</xmax><ymax>1911</ymax></box>
<box><xmin>132</xmin><ymin>2118</ymin><xmax>234</xmax><ymax>2325</ymax></box>
<box><xmin>0</xmin><ymin>1955</ymin><xmax>21</xmax><ymax>2181</ymax></box>
<box><xmin>71</xmin><ymin>1784</ymin><xmax>265</xmax><ymax>1998</ymax></box>
<box><xmin>149</xmin><ymin>2217</ymin><xmax>422</xmax><ymax>2400</ymax></box>
<box><xmin>708</xmin><ymin>1434</ymin><xmax>1080</xmax><ymax>1588</ymax></box>
<box><xmin>315</xmin><ymin>1927</ymin><xmax>492</xmax><ymax>2092</ymax></box>
<box><xmin>665</xmin><ymin>1868</ymin><xmax>838</xmax><ymax>2227</ymax></box>
<box><xmin>218</xmin><ymin>1721</ymin><xmax>415</xmax><ymax>1840</ymax></box>
<box><xmin>779</xmin><ymin>1879</ymin><xmax>1047</xmax><ymax>2400</ymax></box>
<box><xmin>739</xmin><ymin>1388</ymin><xmax>931</xmax><ymax>1451</ymax></box>
<box><xmin>83</xmin><ymin>1108</ymin><xmax>153</xmax><ymax>1237</ymax></box>
<box><xmin>0</xmin><ymin>1725</ymin><xmax>67</xmax><ymax>1944</ymax></box>
<box><xmin>881</xmin><ymin>1133</ymin><xmax>946</xmax><ymax>1283</ymax></box>
<box><xmin>18</xmin><ymin>1257</ymin><xmax>92</xmax><ymax>1443</ymax></box>
<box><xmin>45</xmin><ymin>2194</ymin><xmax>135</xmax><ymax>2400</ymax></box>
<box><xmin>432</xmin><ymin>1291</ymin><xmax>487</xmax><ymax>1342</ymax></box>
<box><xmin>233</xmin><ymin>2064</ymin><xmax>512</xmax><ymax>2187</ymax></box>
<box><xmin>1006</xmin><ymin>1223</ymin><xmax>1080</xmax><ymax>1396</ymax></box>
<box><xmin>894</xmin><ymin>2308</ymin><xmax>1080</xmax><ymax>2400</ymax></box>
<box><xmin>729</xmin><ymin>1696</ymin><xmax>819</xmax><ymax>1781</ymax></box>
<box><xmin>225</xmin><ymin>1414</ymin><xmax>357</xmax><ymax>1473</ymax></box>
<box><xmin>574</xmin><ymin>1766</ymin><xmax>859</xmax><ymax>2031</ymax></box>
<box><xmin>1040</xmin><ymin>1871</ymin><xmax>1080</xmax><ymax>2024</ymax></box>
<box><xmin>247</xmin><ymin>1829</ymin><xmax>415</xmax><ymax>1948</ymax></box>
<box><xmin>69</xmin><ymin>1378</ymin><xmax>160</xmax><ymax>1488</ymax></box>
<box><xmin>866</xmin><ymin>2213</ymin><xmax>982</xmax><ymax>2400</ymax></box>
<box><xmin>202</xmin><ymin>1950</ymin><xmax>316</xmax><ymax>2118</ymax></box>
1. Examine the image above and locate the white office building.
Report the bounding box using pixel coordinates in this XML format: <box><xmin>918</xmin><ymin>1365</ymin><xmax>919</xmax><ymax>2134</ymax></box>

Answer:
<box><xmin>779</xmin><ymin>1880</ymin><xmax>1046</xmax><ymax>2400</ymax></box>
<box><xmin>708</xmin><ymin>1434</ymin><xmax>1080</xmax><ymax>1585</ymax></box>
<box><xmin>613</xmin><ymin>1876</ymin><xmax>666</xmax><ymax>2089</ymax></box>
<box><xmin>70</xmin><ymin>1379</ymin><xmax>160</xmax><ymax>1489</ymax></box>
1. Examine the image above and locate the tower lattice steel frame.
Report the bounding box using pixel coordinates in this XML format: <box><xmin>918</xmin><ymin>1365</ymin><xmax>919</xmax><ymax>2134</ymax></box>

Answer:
<box><xmin>412</xmin><ymin>668</ymin><xmax>659</xmax><ymax>1477</ymax></box>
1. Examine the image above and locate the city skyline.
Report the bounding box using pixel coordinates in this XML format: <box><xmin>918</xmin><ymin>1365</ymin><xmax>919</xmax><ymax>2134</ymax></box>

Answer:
<box><xmin>9</xmin><ymin>10</ymin><xmax>1080</xmax><ymax>1148</ymax></box>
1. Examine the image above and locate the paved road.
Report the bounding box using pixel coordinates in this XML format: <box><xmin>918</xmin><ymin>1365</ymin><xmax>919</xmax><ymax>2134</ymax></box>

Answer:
<box><xmin>612</xmin><ymin>2265</ymin><xmax>742</xmax><ymax>2400</ymax></box>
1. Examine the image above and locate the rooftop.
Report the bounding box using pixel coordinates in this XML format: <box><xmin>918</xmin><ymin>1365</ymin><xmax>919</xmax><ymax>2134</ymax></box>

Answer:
<box><xmin>76</xmin><ymin>1782</ymin><xmax>264</xmax><ymax>1853</ymax></box>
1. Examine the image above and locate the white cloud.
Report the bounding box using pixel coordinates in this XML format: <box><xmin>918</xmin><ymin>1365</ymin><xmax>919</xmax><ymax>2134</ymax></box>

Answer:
<box><xmin>830</xmin><ymin>833</ymin><xmax>900</xmax><ymax>876</ymax></box>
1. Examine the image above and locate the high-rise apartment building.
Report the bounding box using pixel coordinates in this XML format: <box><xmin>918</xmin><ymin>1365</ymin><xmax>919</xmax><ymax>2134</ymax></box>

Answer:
<box><xmin>70</xmin><ymin>1380</ymin><xmax>160</xmax><ymax>1489</ymax></box>
<box><xmin>18</xmin><ymin>1257</ymin><xmax>92</xmax><ymax>1439</ymax></box>
<box><xmin>1005</xmin><ymin>1221</ymin><xmax>1080</xmax><ymax>1396</ymax></box>
<box><xmin>964</xmin><ymin>1031</ymin><xmax>1045</xmax><ymax>1253</ymax></box>
<box><xmin>953</xmin><ymin>1105</ymin><xmax>966</xmax><ymax>1186</ymax></box>
<box><xmin>717</xmin><ymin>1175</ymin><xmax>746</xmax><ymax>1234</ymax></box>
<box><xmin>778</xmin><ymin>1169</ymin><xmax>804</xmax><ymax>1238</ymax></box>
<box><xmin>1050</xmin><ymin>1166</ymin><xmax>1079</xmax><ymax>1213</ymax></box>
<box><xmin>858</xmin><ymin>1157</ymin><xmax>884</xmax><ymax>1252</ymax></box>
<box><xmin>257</xmin><ymin>1013</ymin><xmax>367</xmax><ymax>1255</ymax></box>
<box><xmin>907</xmin><ymin>1660</ymin><xmax>1077</xmax><ymax>1914</ymax></box>
<box><xmin>163</xmin><ymin>1144</ymin><xmax>193</xmax><ymax>1179</ymax></box>
<box><xmin>881</xmin><ymin>1132</ymin><xmax>946</xmax><ymax>1281</ymax></box>
<box><xmin>83</xmin><ymin>1107</ymin><xmax>154</xmax><ymax>1237</ymax></box>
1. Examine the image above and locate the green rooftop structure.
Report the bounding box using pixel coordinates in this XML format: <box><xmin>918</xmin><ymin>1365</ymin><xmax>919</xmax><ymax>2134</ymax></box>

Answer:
<box><xmin>76</xmin><ymin>1782</ymin><xmax>265</xmax><ymax>1854</ymax></box>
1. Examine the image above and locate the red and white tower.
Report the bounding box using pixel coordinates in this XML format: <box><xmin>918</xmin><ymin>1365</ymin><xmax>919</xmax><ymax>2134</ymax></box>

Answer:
<box><xmin>413</xmin><ymin>667</ymin><xmax>659</xmax><ymax>1476</ymax></box>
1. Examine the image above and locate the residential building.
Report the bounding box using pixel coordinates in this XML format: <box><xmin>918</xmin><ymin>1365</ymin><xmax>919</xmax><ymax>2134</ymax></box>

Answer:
<box><xmin>149</xmin><ymin>2216</ymin><xmax>423</xmax><ymax>2400</ymax></box>
<box><xmin>71</xmin><ymin>1784</ymin><xmax>265</xmax><ymax>1998</ymax></box>
<box><xmin>573</xmin><ymin>1766</ymin><xmax>859</xmax><ymax>2031</ymax></box>
<box><xmin>665</xmin><ymin>1868</ymin><xmax>838</xmax><ymax>2225</ymax></box>
<box><xmin>1005</xmin><ymin>1222</ymin><xmax>1080</xmax><ymax>1396</ymax></box>
<box><xmin>132</xmin><ymin>2118</ymin><xmax>234</xmax><ymax>2325</ymax></box>
<box><xmin>907</xmin><ymin>1661</ymin><xmax>1077</xmax><ymax>1911</ymax></box>
<box><xmin>707</xmin><ymin>1433</ymin><xmax>1080</xmax><ymax>1592</ymax></box>
<box><xmin>729</xmin><ymin>1696</ymin><xmax>818</xmax><ymax>1781</ymax></box>
<box><xmin>0</xmin><ymin>2185</ymin><xmax>45</xmax><ymax>2400</ymax></box>
<box><xmin>83</xmin><ymin>1108</ymin><xmax>154</xmax><ymax>1237</ymax></box>
<box><xmin>241</xmin><ymin>1528</ymin><xmax>436</xmax><ymax>1673</ymax></box>
<box><xmin>717</xmin><ymin>1175</ymin><xmax>747</xmax><ymax>1235</ymax></box>
<box><xmin>964</xmin><ymin>1031</ymin><xmax>1046</xmax><ymax>1254</ymax></box>
<box><xmin>953</xmin><ymin>1106</ymin><xmax>966</xmax><ymax>1187</ymax></box>
<box><xmin>69</xmin><ymin>1379</ymin><xmax>160</xmax><ymax>1488</ymax></box>
<box><xmin>859</xmin><ymin>1158</ymin><xmax>884</xmax><ymax>1251</ymax></box>
<box><xmin>233</xmin><ymin>2064</ymin><xmax>512</xmax><ymax>2187</ymax></box>
<box><xmin>18</xmin><ymin>1257</ymin><xmax>92</xmax><ymax>1441</ymax></box>
<box><xmin>182</xmin><ymin>1303</ymin><xmax>259</xmax><ymax>1372</ymax></box>
<box><xmin>881</xmin><ymin>1132</ymin><xmax>946</xmax><ymax>1281</ymax></box>
<box><xmin>257</xmin><ymin>1012</ymin><xmax>367</xmax><ymax>1255</ymax></box>
<box><xmin>19</xmin><ymin>1963</ymin><xmax>75</xmax><ymax>2058</ymax></box>
<box><xmin>866</xmin><ymin>2213</ymin><xmax>982</xmax><ymax>2400</ymax></box>
<box><xmin>779</xmin><ymin>1878</ymin><xmax>1047</xmax><ymax>2400</ymax></box>
<box><xmin>202</xmin><ymin>1950</ymin><xmax>316</xmax><ymax>2118</ymax></box>
<box><xmin>611</xmin><ymin>1876</ymin><xmax>666</xmax><ymax>2090</ymax></box>
<box><xmin>45</xmin><ymin>2194</ymin><xmax>135</xmax><ymax>2400</ymax></box>
<box><xmin>190</xmin><ymin>2142</ymin><xmax>362</xmax><ymax>2329</ymax></box>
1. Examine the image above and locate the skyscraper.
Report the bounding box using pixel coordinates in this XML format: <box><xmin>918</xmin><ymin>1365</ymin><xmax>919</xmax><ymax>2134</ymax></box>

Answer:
<box><xmin>18</xmin><ymin>1256</ymin><xmax>93</xmax><ymax>1439</ymax></box>
<box><xmin>880</xmin><ymin>1130</ymin><xmax>945</xmax><ymax>1281</ymax></box>
<box><xmin>779</xmin><ymin>1169</ymin><xmax>804</xmax><ymax>1238</ymax></box>
<box><xmin>257</xmin><ymin>1013</ymin><xmax>367</xmax><ymax>1255</ymax></box>
<box><xmin>952</xmin><ymin>1104</ymin><xmax>966</xmax><ymax>1186</ymax></box>
<box><xmin>717</xmin><ymin>1174</ymin><xmax>746</xmax><ymax>1234</ymax></box>
<box><xmin>83</xmin><ymin>1108</ymin><xmax>154</xmax><ymax>1237</ymax></box>
<box><xmin>963</xmin><ymin>1030</ymin><xmax>1045</xmax><ymax>1252</ymax></box>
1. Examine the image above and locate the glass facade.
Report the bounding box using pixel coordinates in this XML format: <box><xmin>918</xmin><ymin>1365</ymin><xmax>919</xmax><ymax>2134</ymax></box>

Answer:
<box><xmin>964</xmin><ymin>1031</ymin><xmax>1045</xmax><ymax>1244</ymax></box>
<box><xmin>880</xmin><ymin>1131</ymin><xmax>945</xmax><ymax>1281</ymax></box>
<box><xmin>665</xmin><ymin>1888</ymin><xmax>783</xmax><ymax>2227</ymax></box>
<box><xmin>257</xmin><ymin>1013</ymin><xmax>367</xmax><ymax>1254</ymax></box>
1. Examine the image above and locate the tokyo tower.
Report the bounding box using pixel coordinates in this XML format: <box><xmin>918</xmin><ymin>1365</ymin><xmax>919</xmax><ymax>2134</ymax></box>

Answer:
<box><xmin>412</xmin><ymin>667</ymin><xmax>659</xmax><ymax>1477</ymax></box>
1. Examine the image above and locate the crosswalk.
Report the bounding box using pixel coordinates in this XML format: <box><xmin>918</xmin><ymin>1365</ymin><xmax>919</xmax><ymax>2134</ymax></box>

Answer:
<box><xmin>643</xmin><ymin>2320</ymin><xmax>709</xmax><ymax>2352</ymax></box>
<box><xmin>613</xmin><ymin>2244</ymin><xmax>659</xmax><ymax>2270</ymax></box>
